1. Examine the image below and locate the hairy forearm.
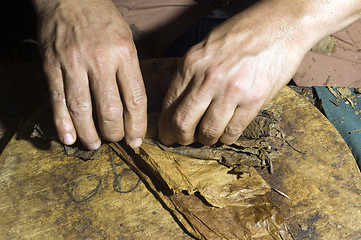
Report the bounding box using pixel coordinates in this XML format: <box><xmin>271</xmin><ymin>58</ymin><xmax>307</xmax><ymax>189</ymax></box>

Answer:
<box><xmin>229</xmin><ymin>0</ymin><xmax>361</xmax><ymax>54</ymax></box>
<box><xmin>284</xmin><ymin>0</ymin><xmax>360</xmax><ymax>45</ymax></box>
<box><xmin>268</xmin><ymin>0</ymin><xmax>360</xmax><ymax>49</ymax></box>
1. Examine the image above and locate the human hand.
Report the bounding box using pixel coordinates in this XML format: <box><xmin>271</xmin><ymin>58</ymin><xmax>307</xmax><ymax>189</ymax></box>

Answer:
<box><xmin>33</xmin><ymin>0</ymin><xmax>146</xmax><ymax>149</ymax></box>
<box><xmin>158</xmin><ymin>1</ymin><xmax>311</xmax><ymax>146</ymax></box>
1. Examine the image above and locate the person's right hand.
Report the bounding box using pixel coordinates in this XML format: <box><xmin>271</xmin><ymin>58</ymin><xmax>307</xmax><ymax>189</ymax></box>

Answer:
<box><xmin>33</xmin><ymin>0</ymin><xmax>147</xmax><ymax>150</ymax></box>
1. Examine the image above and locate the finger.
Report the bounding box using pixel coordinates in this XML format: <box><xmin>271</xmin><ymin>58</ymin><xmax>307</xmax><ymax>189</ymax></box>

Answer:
<box><xmin>116</xmin><ymin>49</ymin><xmax>147</xmax><ymax>148</ymax></box>
<box><xmin>169</xmin><ymin>74</ymin><xmax>215</xmax><ymax>145</ymax></box>
<box><xmin>219</xmin><ymin>105</ymin><xmax>261</xmax><ymax>145</ymax></box>
<box><xmin>88</xmin><ymin>67</ymin><xmax>124</xmax><ymax>143</ymax></box>
<box><xmin>63</xmin><ymin>67</ymin><xmax>101</xmax><ymax>150</ymax></box>
<box><xmin>197</xmin><ymin>98</ymin><xmax>237</xmax><ymax>146</ymax></box>
<box><xmin>44</xmin><ymin>64</ymin><xmax>76</xmax><ymax>146</ymax></box>
<box><xmin>158</xmin><ymin>70</ymin><xmax>193</xmax><ymax>145</ymax></box>
<box><xmin>158</xmin><ymin>55</ymin><xmax>205</xmax><ymax>145</ymax></box>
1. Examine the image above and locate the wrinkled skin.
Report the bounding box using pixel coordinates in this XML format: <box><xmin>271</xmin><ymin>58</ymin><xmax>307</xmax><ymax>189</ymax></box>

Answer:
<box><xmin>32</xmin><ymin>0</ymin><xmax>361</xmax><ymax>149</ymax></box>
<box><xmin>34</xmin><ymin>0</ymin><xmax>147</xmax><ymax>150</ymax></box>
<box><xmin>158</xmin><ymin>0</ymin><xmax>361</xmax><ymax>146</ymax></box>
<box><xmin>158</xmin><ymin>10</ymin><xmax>305</xmax><ymax>146</ymax></box>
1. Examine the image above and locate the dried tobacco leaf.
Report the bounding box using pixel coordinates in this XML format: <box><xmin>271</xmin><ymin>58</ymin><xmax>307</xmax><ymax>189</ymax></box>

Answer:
<box><xmin>110</xmin><ymin>142</ymin><xmax>294</xmax><ymax>240</ymax></box>
<box><xmin>311</xmin><ymin>35</ymin><xmax>337</xmax><ymax>55</ymax></box>
<box><xmin>337</xmin><ymin>87</ymin><xmax>355</xmax><ymax>109</ymax></box>
<box><xmin>109</xmin><ymin>105</ymin><xmax>295</xmax><ymax>239</ymax></box>
<box><xmin>170</xmin><ymin>193</ymin><xmax>293</xmax><ymax>240</ymax></box>
<box><xmin>147</xmin><ymin>107</ymin><xmax>285</xmax><ymax>174</ymax></box>
<box><xmin>63</xmin><ymin>144</ymin><xmax>102</xmax><ymax>160</ymax></box>
<box><xmin>136</xmin><ymin>143</ymin><xmax>271</xmax><ymax>207</ymax></box>
<box><xmin>327</xmin><ymin>86</ymin><xmax>341</xmax><ymax>100</ymax></box>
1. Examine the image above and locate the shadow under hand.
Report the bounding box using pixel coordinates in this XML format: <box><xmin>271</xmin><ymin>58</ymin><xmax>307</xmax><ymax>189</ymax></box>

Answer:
<box><xmin>0</xmin><ymin>61</ymin><xmax>49</xmax><ymax>154</ymax></box>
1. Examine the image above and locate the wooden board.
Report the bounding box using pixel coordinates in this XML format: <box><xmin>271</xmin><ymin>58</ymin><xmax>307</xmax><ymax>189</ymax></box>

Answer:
<box><xmin>0</xmin><ymin>59</ymin><xmax>360</xmax><ymax>239</ymax></box>
<box><xmin>259</xmin><ymin>88</ymin><xmax>361</xmax><ymax>239</ymax></box>
<box><xmin>0</xmin><ymin>119</ymin><xmax>192</xmax><ymax>239</ymax></box>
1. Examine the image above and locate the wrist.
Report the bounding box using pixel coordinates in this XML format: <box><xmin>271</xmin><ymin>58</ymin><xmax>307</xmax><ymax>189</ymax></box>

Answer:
<box><xmin>270</xmin><ymin>0</ymin><xmax>361</xmax><ymax>52</ymax></box>
<box><xmin>31</xmin><ymin>0</ymin><xmax>116</xmax><ymax>19</ymax></box>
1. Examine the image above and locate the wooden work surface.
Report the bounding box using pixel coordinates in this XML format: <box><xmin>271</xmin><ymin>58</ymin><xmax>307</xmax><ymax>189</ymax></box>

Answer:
<box><xmin>0</xmin><ymin>59</ymin><xmax>361</xmax><ymax>239</ymax></box>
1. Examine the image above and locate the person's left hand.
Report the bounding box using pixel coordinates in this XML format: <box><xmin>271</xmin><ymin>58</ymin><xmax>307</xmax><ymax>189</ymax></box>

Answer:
<box><xmin>158</xmin><ymin>3</ymin><xmax>310</xmax><ymax>146</ymax></box>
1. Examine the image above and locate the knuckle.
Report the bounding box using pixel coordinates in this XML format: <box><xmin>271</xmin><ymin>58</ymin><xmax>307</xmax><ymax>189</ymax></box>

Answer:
<box><xmin>42</xmin><ymin>50</ymin><xmax>61</xmax><ymax>71</ymax></box>
<box><xmin>61</xmin><ymin>45</ymin><xmax>81</xmax><ymax>66</ymax></box>
<box><xmin>42</xmin><ymin>47</ymin><xmax>56</xmax><ymax>63</ymax></box>
<box><xmin>205</xmin><ymin>67</ymin><xmax>224</xmax><ymax>84</ymax></box>
<box><xmin>182</xmin><ymin>52</ymin><xmax>198</xmax><ymax>75</ymax></box>
<box><xmin>172</xmin><ymin>111</ymin><xmax>192</xmax><ymax>136</ymax></box>
<box><xmin>200</xmin><ymin>124</ymin><xmax>221</xmax><ymax>140</ymax></box>
<box><xmin>87</xmin><ymin>47</ymin><xmax>116</xmax><ymax>75</ymax></box>
<box><xmin>99</xmin><ymin>102</ymin><xmax>122</xmax><ymax>122</ymax></box>
<box><xmin>117</xmin><ymin>39</ymin><xmax>137</xmax><ymax>58</ymax></box>
<box><xmin>91</xmin><ymin>51</ymin><xmax>110</xmax><ymax>71</ymax></box>
<box><xmin>227</xmin><ymin>78</ymin><xmax>244</xmax><ymax>94</ymax></box>
<box><xmin>54</xmin><ymin>116</ymin><xmax>72</xmax><ymax>131</ymax></box>
<box><xmin>67</xmin><ymin>99</ymin><xmax>92</xmax><ymax>117</ymax></box>
<box><xmin>248</xmin><ymin>88</ymin><xmax>268</xmax><ymax>104</ymax></box>
<box><xmin>224</xmin><ymin>125</ymin><xmax>243</xmax><ymax>138</ymax></box>
<box><xmin>125</xmin><ymin>88</ymin><xmax>147</xmax><ymax>111</ymax></box>
<box><xmin>199</xmin><ymin>68</ymin><xmax>225</xmax><ymax>94</ymax></box>
<box><xmin>233</xmin><ymin>82</ymin><xmax>267</xmax><ymax>105</ymax></box>
<box><xmin>183</xmin><ymin>51</ymin><xmax>196</xmax><ymax>68</ymax></box>
<box><xmin>162</xmin><ymin>92</ymin><xmax>176</xmax><ymax>109</ymax></box>
<box><xmin>50</xmin><ymin>89</ymin><xmax>66</xmax><ymax>104</ymax></box>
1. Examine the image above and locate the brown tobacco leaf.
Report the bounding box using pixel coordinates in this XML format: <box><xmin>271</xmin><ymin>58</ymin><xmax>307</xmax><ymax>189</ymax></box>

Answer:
<box><xmin>63</xmin><ymin>144</ymin><xmax>102</xmax><ymax>160</ymax></box>
<box><xmin>311</xmin><ymin>35</ymin><xmax>337</xmax><ymax>55</ymax></box>
<box><xmin>147</xmin><ymin>107</ymin><xmax>285</xmax><ymax>174</ymax></box>
<box><xmin>108</xmin><ymin>108</ymin><xmax>294</xmax><ymax>238</ymax></box>
<box><xmin>241</xmin><ymin>108</ymin><xmax>282</xmax><ymax>139</ymax></box>
<box><xmin>327</xmin><ymin>86</ymin><xmax>357</xmax><ymax>109</ymax></box>
<box><xmin>170</xmin><ymin>193</ymin><xmax>293</xmax><ymax>240</ymax></box>
<box><xmin>337</xmin><ymin>87</ymin><xmax>356</xmax><ymax>109</ymax></box>
<box><xmin>137</xmin><ymin>143</ymin><xmax>270</xmax><ymax>207</ymax></box>
<box><xmin>327</xmin><ymin>86</ymin><xmax>341</xmax><ymax>100</ymax></box>
<box><xmin>110</xmin><ymin>142</ymin><xmax>294</xmax><ymax>240</ymax></box>
<box><xmin>148</xmin><ymin>140</ymin><xmax>264</xmax><ymax>174</ymax></box>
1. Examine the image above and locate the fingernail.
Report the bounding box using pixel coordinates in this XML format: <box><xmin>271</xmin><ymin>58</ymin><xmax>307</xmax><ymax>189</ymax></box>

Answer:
<box><xmin>88</xmin><ymin>141</ymin><xmax>101</xmax><ymax>150</ymax></box>
<box><xmin>63</xmin><ymin>133</ymin><xmax>74</xmax><ymax>145</ymax></box>
<box><xmin>129</xmin><ymin>138</ymin><xmax>142</xmax><ymax>149</ymax></box>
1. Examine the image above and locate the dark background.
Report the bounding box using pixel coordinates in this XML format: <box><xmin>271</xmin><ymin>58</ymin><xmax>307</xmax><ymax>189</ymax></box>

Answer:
<box><xmin>0</xmin><ymin>0</ymin><xmax>38</xmax><ymax>61</ymax></box>
<box><xmin>0</xmin><ymin>1</ymin><xmax>45</xmax><ymax>154</ymax></box>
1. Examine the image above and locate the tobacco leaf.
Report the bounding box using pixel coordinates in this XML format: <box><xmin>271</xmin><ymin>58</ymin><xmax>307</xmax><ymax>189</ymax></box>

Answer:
<box><xmin>327</xmin><ymin>86</ymin><xmax>357</xmax><ymax>109</ymax></box>
<box><xmin>311</xmin><ymin>35</ymin><xmax>337</xmax><ymax>55</ymax></box>
<box><xmin>170</xmin><ymin>193</ymin><xmax>293</xmax><ymax>240</ymax></box>
<box><xmin>109</xmin><ymin>105</ymin><xmax>294</xmax><ymax>239</ymax></box>
<box><xmin>337</xmin><ymin>87</ymin><xmax>355</xmax><ymax>109</ymax></box>
<box><xmin>63</xmin><ymin>144</ymin><xmax>102</xmax><ymax>160</ymax></box>
<box><xmin>135</xmin><ymin>142</ymin><xmax>271</xmax><ymax>207</ymax></box>
<box><xmin>327</xmin><ymin>86</ymin><xmax>341</xmax><ymax>100</ymax></box>
<box><xmin>110</xmin><ymin>142</ymin><xmax>294</xmax><ymax>240</ymax></box>
<box><xmin>146</xmin><ymin>107</ymin><xmax>285</xmax><ymax>174</ymax></box>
